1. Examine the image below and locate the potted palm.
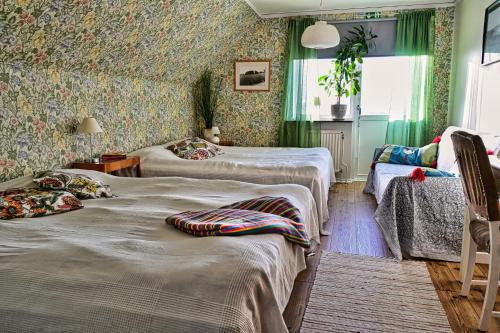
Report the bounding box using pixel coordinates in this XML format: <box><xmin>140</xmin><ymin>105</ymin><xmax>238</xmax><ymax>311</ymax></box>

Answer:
<box><xmin>193</xmin><ymin>70</ymin><xmax>222</xmax><ymax>143</ymax></box>
<box><xmin>318</xmin><ymin>26</ymin><xmax>377</xmax><ymax>119</ymax></box>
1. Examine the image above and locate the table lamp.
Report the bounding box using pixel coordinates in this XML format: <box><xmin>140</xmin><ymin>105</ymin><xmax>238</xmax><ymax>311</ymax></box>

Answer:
<box><xmin>211</xmin><ymin>126</ymin><xmax>220</xmax><ymax>144</ymax></box>
<box><xmin>77</xmin><ymin>117</ymin><xmax>103</xmax><ymax>163</ymax></box>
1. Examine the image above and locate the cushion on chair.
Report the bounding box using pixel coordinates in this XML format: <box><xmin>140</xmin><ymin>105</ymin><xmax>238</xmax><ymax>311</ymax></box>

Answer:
<box><xmin>469</xmin><ymin>219</ymin><xmax>494</xmax><ymax>253</ymax></box>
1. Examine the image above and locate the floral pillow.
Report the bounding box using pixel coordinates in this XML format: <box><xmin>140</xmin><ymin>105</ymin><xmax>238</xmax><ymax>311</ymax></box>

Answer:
<box><xmin>33</xmin><ymin>171</ymin><xmax>113</xmax><ymax>199</ymax></box>
<box><xmin>166</xmin><ymin>137</ymin><xmax>223</xmax><ymax>160</ymax></box>
<box><xmin>0</xmin><ymin>188</ymin><xmax>83</xmax><ymax>220</ymax></box>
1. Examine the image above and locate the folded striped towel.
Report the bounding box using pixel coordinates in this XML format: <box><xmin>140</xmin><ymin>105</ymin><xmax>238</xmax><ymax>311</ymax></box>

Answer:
<box><xmin>166</xmin><ymin>196</ymin><xmax>310</xmax><ymax>248</ymax></box>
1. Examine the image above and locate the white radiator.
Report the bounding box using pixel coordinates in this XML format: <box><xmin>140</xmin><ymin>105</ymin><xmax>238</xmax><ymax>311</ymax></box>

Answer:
<box><xmin>321</xmin><ymin>130</ymin><xmax>344</xmax><ymax>173</ymax></box>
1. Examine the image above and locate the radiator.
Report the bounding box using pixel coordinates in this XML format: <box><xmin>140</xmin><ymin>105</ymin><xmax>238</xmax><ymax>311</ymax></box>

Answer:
<box><xmin>321</xmin><ymin>130</ymin><xmax>344</xmax><ymax>173</ymax></box>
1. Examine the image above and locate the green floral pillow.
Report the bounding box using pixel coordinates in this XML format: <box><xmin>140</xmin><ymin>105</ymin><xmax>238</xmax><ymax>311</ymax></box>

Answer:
<box><xmin>166</xmin><ymin>137</ymin><xmax>223</xmax><ymax>160</ymax></box>
<box><xmin>33</xmin><ymin>171</ymin><xmax>113</xmax><ymax>199</ymax></box>
<box><xmin>0</xmin><ymin>188</ymin><xmax>83</xmax><ymax>220</ymax></box>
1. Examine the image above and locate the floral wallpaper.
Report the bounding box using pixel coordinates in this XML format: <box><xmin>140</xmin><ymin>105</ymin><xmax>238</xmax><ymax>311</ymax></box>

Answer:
<box><xmin>216</xmin><ymin>7</ymin><xmax>455</xmax><ymax>147</ymax></box>
<box><xmin>0</xmin><ymin>0</ymin><xmax>455</xmax><ymax>181</ymax></box>
<box><xmin>0</xmin><ymin>0</ymin><xmax>257</xmax><ymax>182</ymax></box>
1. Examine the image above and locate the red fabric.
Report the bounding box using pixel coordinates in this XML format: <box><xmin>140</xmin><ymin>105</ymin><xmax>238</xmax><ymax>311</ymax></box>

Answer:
<box><xmin>430</xmin><ymin>161</ymin><xmax>438</xmax><ymax>169</ymax></box>
<box><xmin>370</xmin><ymin>161</ymin><xmax>377</xmax><ymax>170</ymax></box>
<box><xmin>409</xmin><ymin>167</ymin><xmax>426</xmax><ymax>182</ymax></box>
<box><xmin>432</xmin><ymin>136</ymin><xmax>442</xmax><ymax>144</ymax></box>
<box><xmin>487</xmin><ymin>149</ymin><xmax>494</xmax><ymax>155</ymax></box>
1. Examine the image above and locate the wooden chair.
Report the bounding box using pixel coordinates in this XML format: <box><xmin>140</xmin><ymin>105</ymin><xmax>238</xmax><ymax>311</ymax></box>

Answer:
<box><xmin>451</xmin><ymin>131</ymin><xmax>500</xmax><ymax>331</ymax></box>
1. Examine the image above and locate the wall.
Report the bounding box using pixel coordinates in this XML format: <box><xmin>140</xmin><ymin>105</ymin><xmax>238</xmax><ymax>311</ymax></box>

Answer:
<box><xmin>0</xmin><ymin>0</ymin><xmax>257</xmax><ymax>182</ymax></box>
<box><xmin>449</xmin><ymin>0</ymin><xmax>500</xmax><ymax>135</ymax></box>
<box><xmin>217</xmin><ymin>7</ymin><xmax>456</xmax><ymax>147</ymax></box>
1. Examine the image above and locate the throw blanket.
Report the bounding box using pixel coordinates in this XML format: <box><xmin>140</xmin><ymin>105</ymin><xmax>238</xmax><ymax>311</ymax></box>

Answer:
<box><xmin>166</xmin><ymin>196</ymin><xmax>310</xmax><ymax>248</ymax></box>
<box><xmin>364</xmin><ymin>167</ymin><xmax>464</xmax><ymax>261</ymax></box>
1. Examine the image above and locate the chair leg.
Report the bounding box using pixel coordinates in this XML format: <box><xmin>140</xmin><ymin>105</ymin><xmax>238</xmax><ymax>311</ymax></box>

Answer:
<box><xmin>460</xmin><ymin>233</ymin><xmax>477</xmax><ymax>296</ymax></box>
<box><xmin>460</xmin><ymin>205</ymin><xmax>473</xmax><ymax>282</ymax></box>
<box><xmin>478</xmin><ymin>221</ymin><xmax>500</xmax><ymax>332</ymax></box>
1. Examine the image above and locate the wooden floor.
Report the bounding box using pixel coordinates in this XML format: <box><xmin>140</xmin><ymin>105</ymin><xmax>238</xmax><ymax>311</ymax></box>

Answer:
<box><xmin>283</xmin><ymin>182</ymin><xmax>500</xmax><ymax>333</ymax></box>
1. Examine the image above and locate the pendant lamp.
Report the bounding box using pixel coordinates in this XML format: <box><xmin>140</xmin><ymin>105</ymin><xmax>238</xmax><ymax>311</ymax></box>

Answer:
<box><xmin>301</xmin><ymin>21</ymin><xmax>340</xmax><ymax>49</ymax></box>
<box><xmin>301</xmin><ymin>0</ymin><xmax>340</xmax><ymax>49</ymax></box>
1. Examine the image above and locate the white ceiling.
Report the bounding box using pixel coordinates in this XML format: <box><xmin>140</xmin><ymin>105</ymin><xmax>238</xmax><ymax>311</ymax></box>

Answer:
<box><xmin>245</xmin><ymin>0</ymin><xmax>456</xmax><ymax>18</ymax></box>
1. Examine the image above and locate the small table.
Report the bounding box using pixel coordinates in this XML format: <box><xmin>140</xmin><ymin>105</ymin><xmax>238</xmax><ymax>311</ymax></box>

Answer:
<box><xmin>218</xmin><ymin>140</ymin><xmax>234</xmax><ymax>146</ymax></box>
<box><xmin>72</xmin><ymin>156</ymin><xmax>141</xmax><ymax>176</ymax></box>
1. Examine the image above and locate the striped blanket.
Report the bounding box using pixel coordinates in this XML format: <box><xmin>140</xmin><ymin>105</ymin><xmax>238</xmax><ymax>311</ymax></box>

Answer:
<box><xmin>166</xmin><ymin>196</ymin><xmax>310</xmax><ymax>248</ymax></box>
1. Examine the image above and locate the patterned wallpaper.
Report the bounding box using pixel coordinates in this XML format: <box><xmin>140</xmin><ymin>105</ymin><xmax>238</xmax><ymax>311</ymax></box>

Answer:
<box><xmin>0</xmin><ymin>0</ymin><xmax>455</xmax><ymax>181</ymax></box>
<box><xmin>0</xmin><ymin>0</ymin><xmax>256</xmax><ymax>181</ymax></box>
<box><xmin>216</xmin><ymin>7</ymin><xmax>456</xmax><ymax>147</ymax></box>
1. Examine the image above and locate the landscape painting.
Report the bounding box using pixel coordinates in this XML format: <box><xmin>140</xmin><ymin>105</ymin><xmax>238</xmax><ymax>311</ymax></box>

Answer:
<box><xmin>483</xmin><ymin>0</ymin><xmax>500</xmax><ymax>65</ymax></box>
<box><xmin>234</xmin><ymin>61</ymin><xmax>271</xmax><ymax>91</ymax></box>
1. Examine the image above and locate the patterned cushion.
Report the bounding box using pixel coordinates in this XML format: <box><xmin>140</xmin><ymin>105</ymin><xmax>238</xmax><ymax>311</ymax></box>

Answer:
<box><xmin>166</xmin><ymin>137</ymin><xmax>223</xmax><ymax>160</ymax></box>
<box><xmin>0</xmin><ymin>188</ymin><xmax>83</xmax><ymax>220</ymax></box>
<box><xmin>376</xmin><ymin>143</ymin><xmax>438</xmax><ymax>168</ymax></box>
<box><xmin>33</xmin><ymin>171</ymin><xmax>112</xmax><ymax>199</ymax></box>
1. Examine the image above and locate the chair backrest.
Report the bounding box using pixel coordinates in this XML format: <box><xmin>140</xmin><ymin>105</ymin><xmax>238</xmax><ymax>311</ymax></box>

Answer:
<box><xmin>451</xmin><ymin>131</ymin><xmax>499</xmax><ymax>222</ymax></box>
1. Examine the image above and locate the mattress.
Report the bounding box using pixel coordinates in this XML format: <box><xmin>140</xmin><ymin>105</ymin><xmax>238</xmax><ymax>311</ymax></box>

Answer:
<box><xmin>0</xmin><ymin>170</ymin><xmax>320</xmax><ymax>333</ymax></box>
<box><xmin>130</xmin><ymin>145</ymin><xmax>335</xmax><ymax>233</ymax></box>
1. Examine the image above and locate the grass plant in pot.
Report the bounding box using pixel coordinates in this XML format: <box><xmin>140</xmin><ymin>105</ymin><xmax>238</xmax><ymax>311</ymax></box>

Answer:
<box><xmin>193</xmin><ymin>70</ymin><xmax>222</xmax><ymax>144</ymax></box>
<box><xmin>318</xmin><ymin>26</ymin><xmax>377</xmax><ymax>119</ymax></box>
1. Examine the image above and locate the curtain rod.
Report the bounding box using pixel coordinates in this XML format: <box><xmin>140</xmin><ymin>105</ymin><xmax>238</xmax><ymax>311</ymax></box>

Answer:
<box><xmin>327</xmin><ymin>17</ymin><xmax>398</xmax><ymax>24</ymax></box>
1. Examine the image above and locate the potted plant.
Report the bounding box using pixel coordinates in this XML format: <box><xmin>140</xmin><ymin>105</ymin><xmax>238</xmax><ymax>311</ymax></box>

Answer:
<box><xmin>318</xmin><ymin>26</ymin><xmax>377</xmax><ymax>119</ymax></box>
<box><xmin>193</xmin><ymin>70</ymin><xmax>222</xmax><ymax>143</ymax></box>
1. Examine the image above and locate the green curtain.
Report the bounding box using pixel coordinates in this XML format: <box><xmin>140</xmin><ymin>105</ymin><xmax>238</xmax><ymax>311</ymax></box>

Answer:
<box><xmin>386</xmin><ymin>11</ymin><xmax>435</xmax><ymax>147</ymax></box>
<box><xmin>278</xmin><ymin>19</ymin><xmax>320</xmax><ymax>148</ymax></box>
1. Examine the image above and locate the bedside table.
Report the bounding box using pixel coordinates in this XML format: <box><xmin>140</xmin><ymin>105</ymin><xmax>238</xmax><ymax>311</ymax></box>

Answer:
<box><xmin>218</xmin><ymin>140</ymin><xmax>234</xmax><ymax>146</ymax></box>
<box><xmin>72</xmin><ymin>156</ymin><xmax>141</xmax><ymax>176</ymax></box>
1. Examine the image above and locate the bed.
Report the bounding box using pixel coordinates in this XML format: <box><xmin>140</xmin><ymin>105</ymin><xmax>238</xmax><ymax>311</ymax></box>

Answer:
<box><xmin>0</xmin><ymin>170</ymin><xmax>320</xmax><ymax>333</ymax></box>
<box><xmin>130</xmin><ymin>144</ymin><xmax>335</xmax><ymax>233</ymax></box>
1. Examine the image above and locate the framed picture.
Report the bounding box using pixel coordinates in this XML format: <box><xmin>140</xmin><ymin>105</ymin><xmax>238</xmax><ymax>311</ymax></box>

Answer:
<box><xmin>234</xmin><ymin>60</ymin><xmax>271</xmax><ymax>92</ymax></box>
<box><xmin>482</xmin><ymin>0</ymin><xmax>500</xmax><ymax>65</ymax></box>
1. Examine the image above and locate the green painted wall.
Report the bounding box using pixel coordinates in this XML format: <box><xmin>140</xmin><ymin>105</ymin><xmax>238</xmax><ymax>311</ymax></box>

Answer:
<box><xmin>449</xmin><ymin>0</ymin><xmax>500</xmax><ymax>134</ymax></box>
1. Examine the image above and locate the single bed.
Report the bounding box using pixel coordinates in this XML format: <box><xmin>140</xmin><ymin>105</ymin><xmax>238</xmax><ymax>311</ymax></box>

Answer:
<box><xmin>130</xmin><ymin>144</ymin><xmax>335</xmax><ymax>233</ymax></box>
<box><xmin>0</xmin><ymin>170</ymin><xmax>320</xmax><ymax>333</ymax></box>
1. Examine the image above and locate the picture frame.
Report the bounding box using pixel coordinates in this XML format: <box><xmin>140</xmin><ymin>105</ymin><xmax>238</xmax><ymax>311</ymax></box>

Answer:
<box><xmin>234</xmin><ymin>60</ymin><xmax>271</xmax><ymax>92</ymax></box>
<box><xmin>482</xmin><ymin>0</ymin><xmax>500</xmax><ymax>65</ymax></box>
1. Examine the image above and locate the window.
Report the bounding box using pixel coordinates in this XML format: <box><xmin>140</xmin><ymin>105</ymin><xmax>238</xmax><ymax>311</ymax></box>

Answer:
<box><xmin>304</xmin><ymin>58</ymin><xmax>352</xmax><ymax>119</ymax></box>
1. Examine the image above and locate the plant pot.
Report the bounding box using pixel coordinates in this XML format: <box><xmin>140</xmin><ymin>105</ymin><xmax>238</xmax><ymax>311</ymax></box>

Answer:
<box><xmin>331</xmin><ymin>104</ymin><xmax>348</xmax><ymax>119</ymax></box>
<box><xmin>203</xmin><ymin>127</ymin><xmax>220</xmax><ymax>144</ymax></box>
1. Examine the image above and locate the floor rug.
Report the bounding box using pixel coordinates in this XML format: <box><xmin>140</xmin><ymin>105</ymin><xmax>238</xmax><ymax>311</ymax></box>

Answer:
<box><xmin>301</xmin><ymin>252</ymin><xmax>452</xmax><ymax>332</ymax></box>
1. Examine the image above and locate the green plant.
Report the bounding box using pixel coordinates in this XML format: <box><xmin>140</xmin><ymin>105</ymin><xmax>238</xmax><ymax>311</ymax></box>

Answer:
<box><xmin>193</xmin><ymin>70</ymin><xmax>222</xmax><ymax>129</ymax></box>
<box><xmin>318</xmin><ymin>26</ymin><xmax>377</xmax><ymax>104</ymax></box>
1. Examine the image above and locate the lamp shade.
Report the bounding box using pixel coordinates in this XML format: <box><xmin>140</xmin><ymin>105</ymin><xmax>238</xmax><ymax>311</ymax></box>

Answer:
<box><xmin>77</xmin><ymin>117</ymin><xmax>103</xmax><ymax>134</ymax></box>
<box><xmin>301</xmin><ymin>21</ymin><xmax>340</xmax><ymax>49</ymax></box>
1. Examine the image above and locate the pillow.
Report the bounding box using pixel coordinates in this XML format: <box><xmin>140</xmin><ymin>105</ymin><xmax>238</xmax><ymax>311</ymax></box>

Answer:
<box><xmin>376</xmin><ymin>143</ymin><xmax>438</xmax><ymax>168</ymax></box>
<box><xmin>33</xmin><ymin>171</ymin><xmax>113</xmax><ymax>199</ymax></box>
<box><xmin>0</xmin><ymin>188</ymin><xmax>83</xmax><ymax>220</ymax></box>
<box><xmin>166</xmin><ymin>137</ymin><xmax>223</xmax><ymax>160</ymax></box>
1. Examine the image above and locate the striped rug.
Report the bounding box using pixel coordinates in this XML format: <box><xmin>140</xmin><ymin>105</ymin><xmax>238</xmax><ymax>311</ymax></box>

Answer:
<box><xmin>301</xmin><ymin>252</ymin><xmax>452</xmax><ymax>333</ymax></box>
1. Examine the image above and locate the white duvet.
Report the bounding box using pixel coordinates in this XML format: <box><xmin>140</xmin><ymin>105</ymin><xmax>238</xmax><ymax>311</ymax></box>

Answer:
<box><xmin>0</xmin><ymin>170</ymin><xmax>320</xmax><ymax>333</ymax></box>
<box><xmin>130</xmin><ymin>145</ymin><xmax>334</xmax><ymax>233</ymax></box>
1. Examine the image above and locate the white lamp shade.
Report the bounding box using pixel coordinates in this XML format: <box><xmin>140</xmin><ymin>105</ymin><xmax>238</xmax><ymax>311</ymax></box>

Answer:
<box><xmin>77</xmin><ymin>117</ymin><xmax>103</xmax><ymax>134</ymax></box>
<box><xmin>301</xmin><ymin>21</ymin><xmax>340</xmax><ymax>49</ymax></box>
<box><xmin>211</xmin><ymin>126</ymin><xmax>220</xmax><ymax>135</ymax></box>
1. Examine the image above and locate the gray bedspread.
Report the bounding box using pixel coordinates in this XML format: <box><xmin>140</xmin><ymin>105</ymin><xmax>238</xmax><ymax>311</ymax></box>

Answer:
<box><xmin>364</xmin><ymin>169</ymin><xmax>465</xmax><ymax>261</ymax></box>
<box><xmin>0</xmin><ymin>170</ymin><xmax>320</xmax><ymax>333</ymax></box>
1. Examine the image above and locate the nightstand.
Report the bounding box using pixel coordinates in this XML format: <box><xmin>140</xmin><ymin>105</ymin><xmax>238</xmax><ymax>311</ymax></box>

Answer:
<box><xmin>72</xmin><ymin>156</ymin><xmax>141</xmax><ymax>176</ymax></box>
<box><xmin>218</xmin><ymin>140</ymin><xmax>234</xmax><ymax>146</ymax></box>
